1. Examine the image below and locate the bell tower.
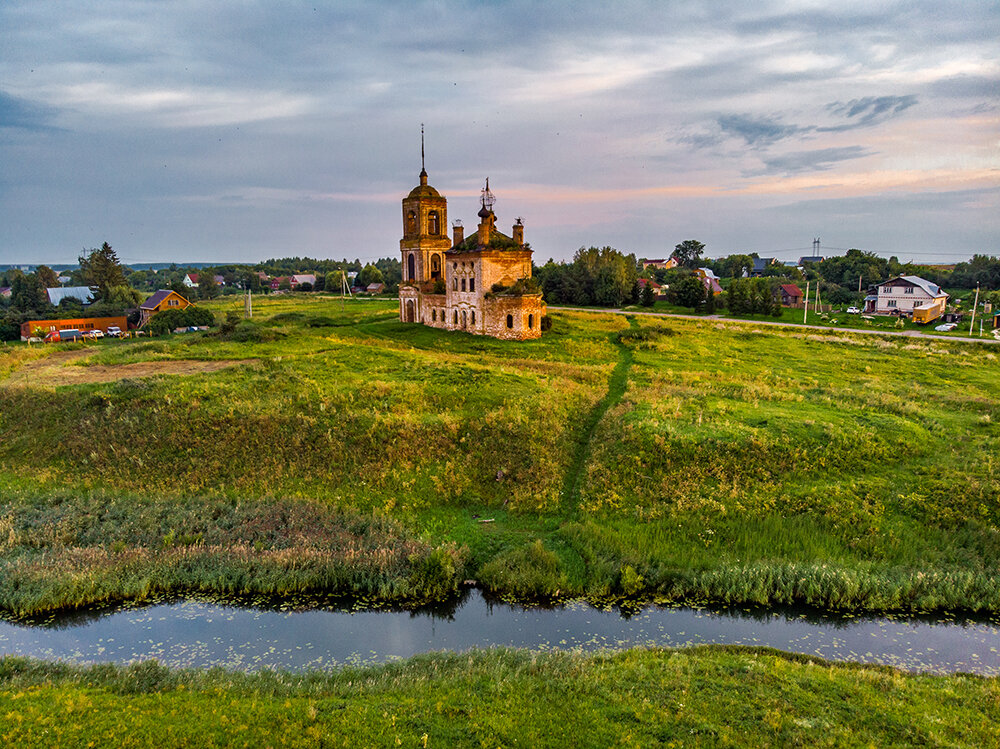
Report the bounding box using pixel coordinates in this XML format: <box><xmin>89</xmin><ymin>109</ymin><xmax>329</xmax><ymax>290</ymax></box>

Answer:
<box><xmin>400</xmin><ymin>126</ymin><xmax>450</xmax><ymax>284</ymax></box>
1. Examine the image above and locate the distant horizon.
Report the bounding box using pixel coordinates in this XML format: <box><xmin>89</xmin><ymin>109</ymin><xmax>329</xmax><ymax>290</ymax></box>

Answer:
<box><xmin>2</xmin><ymin>246</ymin><xmax>988</xmax><ymax>275</ymax></box>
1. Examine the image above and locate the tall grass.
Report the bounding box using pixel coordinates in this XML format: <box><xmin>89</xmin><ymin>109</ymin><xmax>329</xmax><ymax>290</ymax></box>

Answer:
<box><xmin>1</xmin><ymin>300</ymin><xmax>999</xmax><ymax>613</ymax></box>
<box><xmin>1</xmin><ymin>647</ymin><xmax>999</xmax><ymax>746</ymax></box>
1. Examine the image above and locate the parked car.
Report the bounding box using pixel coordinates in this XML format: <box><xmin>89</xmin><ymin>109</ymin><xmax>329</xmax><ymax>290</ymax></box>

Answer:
<box><xmin>106</xmin><ymin>326</ymin><xmax>123</xmax><ymax>337</ymax></box>
<box><xmin>846</xmin><ymin>306</ymin><xmax>860</xmax><ymax>314</ymax></box>
<box><xmin>44</xmin><ymin>329</ymin><xmax>83</xmax><ymax>343</ymax></box>
<box><xmin>934</xmin><ymin>323</ymin><xmax>957</xmax><ymax>332</ymax></box>
<box><xmin>83</xmin><ymin>329</ymin><xmax>104</xmax><ymax>339</ymax></box>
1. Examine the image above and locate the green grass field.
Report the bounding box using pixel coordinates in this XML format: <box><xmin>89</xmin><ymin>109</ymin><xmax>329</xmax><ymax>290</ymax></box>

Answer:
<box><xmin>0</xmin><ymin>293</ymin><xmax>998</xmax><ymax>615</ymax></box>
<box><xmin>2</xmin><ymin>647</ymin><xmax>999</xmax><ymax>747</ymax></box>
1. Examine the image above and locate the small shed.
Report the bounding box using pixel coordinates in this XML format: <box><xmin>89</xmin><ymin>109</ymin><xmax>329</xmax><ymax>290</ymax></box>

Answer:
<box><xmin>779</xmin><ymin>284</ymin><xmax>803</xmax><ymax>306</ymax></box>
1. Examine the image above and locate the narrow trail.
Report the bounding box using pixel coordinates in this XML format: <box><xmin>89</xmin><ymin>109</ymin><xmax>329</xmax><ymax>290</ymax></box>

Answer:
<box><xmin>561</xmin><ymin>315</ymin><xmax>638</xmax><ymax>513</ymax></box>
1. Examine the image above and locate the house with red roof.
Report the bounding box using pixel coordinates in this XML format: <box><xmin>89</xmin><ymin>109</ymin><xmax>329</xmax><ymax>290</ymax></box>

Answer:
<box><xmin>778</xmin><ymin>284</ymin><xmax>803</xmax><ymax>306</ymax></box>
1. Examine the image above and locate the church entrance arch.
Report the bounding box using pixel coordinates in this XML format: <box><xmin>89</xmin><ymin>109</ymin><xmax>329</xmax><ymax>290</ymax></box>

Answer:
<box><xmin>405</xmin><ymin>300</ymin><xmax>415</xmax><ymax>323</ymax></box>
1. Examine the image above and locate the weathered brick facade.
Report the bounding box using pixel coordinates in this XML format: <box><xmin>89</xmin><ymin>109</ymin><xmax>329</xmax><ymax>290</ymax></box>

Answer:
<box><xmin>398</xmin><ymin>170</ymin><xmax>545</xmax><ymax>340</ymax></box>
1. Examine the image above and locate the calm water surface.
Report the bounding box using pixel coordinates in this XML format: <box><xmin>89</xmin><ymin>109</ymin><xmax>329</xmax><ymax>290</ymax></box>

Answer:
<box><xmin>1</xmin><ymin>590</ymin><xmax>997</xmax><ymax>675</ymax></box>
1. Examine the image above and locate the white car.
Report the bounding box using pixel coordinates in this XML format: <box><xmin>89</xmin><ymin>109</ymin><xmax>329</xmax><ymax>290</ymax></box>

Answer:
<box><xmin>84</xmin><ymin>329</ymin><xmax>104</xmax><ymax>339</ymax></box>
<box><xmin>934</xmin><ymin>323</ymin><xmax>957</xmax><ymax>332</ymax></box>
<box><xmin>846</xmin><ymin>306</ymin><xmax>861</xmax><ymax>314</ymax></box>
<box><xmin>106</xmin><ymin>326</ymin><xmax>122</xmax><ymax>337</ymax></box>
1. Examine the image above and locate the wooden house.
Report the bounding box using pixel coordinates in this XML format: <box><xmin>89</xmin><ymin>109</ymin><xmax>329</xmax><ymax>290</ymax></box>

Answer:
<box><xmin>139</xmin><ymin>289</ymin><xmax>192</xmax><ymax>326</ymax></box>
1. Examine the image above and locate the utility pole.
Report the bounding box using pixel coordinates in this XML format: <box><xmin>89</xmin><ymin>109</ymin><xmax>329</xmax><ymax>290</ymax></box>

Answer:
<box><xmin>858</xmin><ymin>274</ymin><xmax>862</xmax><ymax>293</ymax></box>
<box><xmin>969</xmin><ymin>284</ymin><xmax>980</xmax><ymax>336</ymax></box>
<box><xmin>244</xmin><ymin>288</ymin><xmax>252</xmax><ymax>319</ymax></box>
<box><xmin>803</xmin><ymin>281</ymin><xmax>810</xmax><ymax>324</ymax></box>
<box><xmin>340</xmin><ymin>268</ymin><xmax>353</xmax><ymax>311</ymax></box>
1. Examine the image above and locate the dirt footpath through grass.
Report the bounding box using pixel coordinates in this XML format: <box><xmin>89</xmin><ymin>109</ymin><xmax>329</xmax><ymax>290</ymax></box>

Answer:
<box><xmin>1</xmin><ymin>348</ymin><xmax>253</xmax><ymax>387</ymax></box>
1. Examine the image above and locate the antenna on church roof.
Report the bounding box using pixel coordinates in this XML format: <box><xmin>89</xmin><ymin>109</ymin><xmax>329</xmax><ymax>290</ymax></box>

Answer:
<box><xmin>480</xmin><ymin>178</ymin><xmax>495</xmax><ymax>212</ymax></box>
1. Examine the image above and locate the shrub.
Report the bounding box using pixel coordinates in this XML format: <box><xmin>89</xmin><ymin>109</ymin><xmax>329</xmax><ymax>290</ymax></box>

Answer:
<box><xmin>408</xmin><ymin>543</ymin><xmax>465</xmax><ymax>597</ymax></box>
<box><xmin>145</xmin><ymin>306</ymin><xmax>215</xmax><ymax>336</ymax></box>
<box><xmin>478</xmin><ymin>540</ymin><xmax>564</xmax><ymax>597</ymax></box>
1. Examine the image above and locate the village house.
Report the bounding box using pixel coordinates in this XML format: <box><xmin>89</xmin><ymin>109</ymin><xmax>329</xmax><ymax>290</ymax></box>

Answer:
<box><xmin>778</xmin><ymin>283</ymin><xmax>803</xmax><ymax>306</ymax></box>
<box><xmin>397</xmin><ymin>165</ymin><xmax>545</xmax><ymax>341</ymax></box>
<box><xmin>641</xmin><ymin>257</ymin><xmax>678</xmax><ymax>271</ymax></box>
<box><xmin>694</xmin><ymin>267</ymin><xmax>723</xmax><ymax>295</ymax></box>
<box><xmin>46</xmin><ymin>286</ymin><xmax>94</xmax><ymax>306</ymax></box>
<box><xmin>637</xmin><ymin>278</ymin><xmax>663</xmax><ymax>296</ymax></box>
<box><xmin>750</xmin><ymin>257</ymin><xmax>780</xmax><ymax>276</ymax></box>
<box><xmin>139</xmin><ymin>289</ymin><xmax>192</xmax><ymax>326</ymax></box>
<box><xmin>863</xmin><ymin>275</ymin><xmax>948</xmax><ymax>323</ymax></box>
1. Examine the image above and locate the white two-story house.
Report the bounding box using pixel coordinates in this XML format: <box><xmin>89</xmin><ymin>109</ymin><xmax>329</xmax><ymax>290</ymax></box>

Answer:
<box><xmin>864</xmin><ymin>275</ymin><xmax>948</xmax><ymax>323</ymax></box>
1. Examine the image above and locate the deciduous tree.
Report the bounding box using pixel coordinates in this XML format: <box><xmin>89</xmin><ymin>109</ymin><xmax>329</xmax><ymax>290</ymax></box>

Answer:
<box><xmin>671</xmin><ymin>239</ymin><xmax>706</xmax><ymax>269</ymax></box>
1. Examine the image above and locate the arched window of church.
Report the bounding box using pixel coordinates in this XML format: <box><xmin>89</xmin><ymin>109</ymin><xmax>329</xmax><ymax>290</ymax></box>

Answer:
<box><xmin>407</xmin><ymin>253</ymin><xmax>415</xmax><ymax>281</ymax></box>
<box><xmin>469</xmin><ymin>276</ymin><xmax>475</xmax><ymax>292</ymax></box>
<box><xmin>461</xmin><ymin>278</ymin><xmax>466</xmax><ymax>292</ymax></box>
<box><xmin>506</xmin><ymin>314</ymin><xmax>513</xmax><ymax>329</ymax></box>
<box><xmin>431</xmin><ymin>254</ymin><xmax>441</xmax><ymax>279</ymax></box>
<box><xmin>529</xmin><ymin>314</ymin><xmax>534</xmax><ymax>329</ymax></box>
<box><xmin>471</xmin><ymin>311</ymin><xmax>475</xmax><ymax>325</ymax></box>
<box><xmin>432</xmin><ymin>309</ymin><xmax>436</xmax><ymax>322</ymax></box>
<box><xmin>406</xmin><ymin>211</ymin><xmax>417</xmax><ymax>234</ymax></box>
<box><xmin>454</xmin><ymin>310</ymin><xmax>458</xmax><ymax>324</ymax></box>
<box><xmin>428</xmin><ymin>211</ymin><xmax>440</xmax><ymax>235</ymax></box>
<box><xmin>462</xmin><ymin>310</ymin><xmax>467</xmax><ymax>328</ymax></box>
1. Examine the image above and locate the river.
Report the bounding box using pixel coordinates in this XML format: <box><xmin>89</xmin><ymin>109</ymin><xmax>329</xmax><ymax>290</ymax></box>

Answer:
<box><xmin>1</xmin><ymin>590</ymin><xmax>997</xmax><ymax>675</ymax></box>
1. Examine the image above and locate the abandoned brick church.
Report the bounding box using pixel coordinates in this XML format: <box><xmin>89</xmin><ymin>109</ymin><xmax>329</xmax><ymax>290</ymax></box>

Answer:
<box><xmin>397</xmin><ymin>164</ymin><xmax>545</xmax><ymax>341</ymax></box>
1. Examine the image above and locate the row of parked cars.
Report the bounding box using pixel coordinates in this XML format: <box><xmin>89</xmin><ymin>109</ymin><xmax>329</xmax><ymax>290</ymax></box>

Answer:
<box><xmin>41</xmin><ymin>326</ymin><xmax>124</xmax><ymax>343</ymax></box>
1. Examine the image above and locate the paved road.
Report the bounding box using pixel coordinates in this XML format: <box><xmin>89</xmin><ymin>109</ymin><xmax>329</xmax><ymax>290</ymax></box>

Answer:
<box><xmin>550</xmin><ymin>306</ymin><xmax>1000</xmax><ymax>345</ymax></box>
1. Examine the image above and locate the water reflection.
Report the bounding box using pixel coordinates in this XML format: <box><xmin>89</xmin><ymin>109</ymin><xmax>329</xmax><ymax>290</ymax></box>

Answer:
<box><xmin>1</xmin><ymin>590</ymin><xmax>997</xmax><ymax>675</ymax></box>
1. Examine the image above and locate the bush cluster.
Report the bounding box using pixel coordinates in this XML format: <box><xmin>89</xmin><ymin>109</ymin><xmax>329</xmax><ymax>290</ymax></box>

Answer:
<box><xmin>145</xmin><ymin>306</ymin><xmax>216</xmax><ymax>335</ymax></box>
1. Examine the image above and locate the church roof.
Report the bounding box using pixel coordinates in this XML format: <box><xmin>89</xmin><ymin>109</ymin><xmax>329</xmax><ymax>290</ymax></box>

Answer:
<box><xmin>407</xmin><ymin>183</ymin><xmax>442</xmax><ymax>199</ymax></box>
<box><xmin>448</xmin><ymin>226</ymin><xmax>525</xmax><ymax>254</ymax></box>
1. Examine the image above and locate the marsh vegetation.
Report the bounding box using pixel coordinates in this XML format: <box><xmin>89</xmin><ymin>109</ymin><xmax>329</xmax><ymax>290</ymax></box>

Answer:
<box><xmin>0</xmin><ymin>294</ymin><xmax>997</xmax><ymax>615</ymax></box>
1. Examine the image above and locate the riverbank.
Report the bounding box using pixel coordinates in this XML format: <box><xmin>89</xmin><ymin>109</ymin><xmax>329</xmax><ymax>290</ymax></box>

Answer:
<box><xmin>1</xmin><ymin>646</ymin><xmax>997</xmax><ymax>746</ymax></box>
<box><xmin>1</xmin><ymin>296</ymin><xmax>998</xmax><ymax>617</ymax></box>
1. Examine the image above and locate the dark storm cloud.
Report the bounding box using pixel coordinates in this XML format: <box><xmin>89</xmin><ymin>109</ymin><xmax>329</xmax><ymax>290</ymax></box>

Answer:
<box><xmin>717</xmin><ymin>114</ymin><xmax>810</xmax><ymax>147</ymax></box>
<box><xmin>0</xmin><ymin>91</ymin><xmax>58</xmax><ymax>131</ymax></box>
<box><xmin>822</xmin><ymin>96</ymin><xmax>918</xmax><ymax>131</ymax></box>
<box><xmin>758</xmin><ymin>146</ymin><xmax>873</xmax><ymax>175</ymax></box>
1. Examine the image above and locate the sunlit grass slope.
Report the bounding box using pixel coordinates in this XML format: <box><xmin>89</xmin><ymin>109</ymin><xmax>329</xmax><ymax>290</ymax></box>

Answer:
<box><xmin>0</xmin><ymin>294</ymin><xmax>997</xmax><ymax>614</ymax></box>
<box><xmin>1</xmin><ymin>647</ymin><xmax>998</xmax><ymax>747</ymax></box>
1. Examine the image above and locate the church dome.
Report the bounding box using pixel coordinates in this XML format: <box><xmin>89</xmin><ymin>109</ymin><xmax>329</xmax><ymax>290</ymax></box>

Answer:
<box><xmin>407</xmin><ymin>183</ymin><xmax>442</xmax><ymax>199</ymax></box>
<box><xmin>407</xmin><ymin>168</ymin><xmax>442</xmax><ymax>199</ymax></box>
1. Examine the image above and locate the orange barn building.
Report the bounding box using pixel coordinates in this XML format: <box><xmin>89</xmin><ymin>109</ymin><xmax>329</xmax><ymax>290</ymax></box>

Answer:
<box><xmin>21</xmin><ymin>316</ymin><xmax>127</xmax><ymax>340</ymax></box>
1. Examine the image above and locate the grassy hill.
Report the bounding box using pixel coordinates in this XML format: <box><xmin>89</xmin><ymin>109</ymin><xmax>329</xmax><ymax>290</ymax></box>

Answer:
<box><xmin>0</xmin><ymin>294</ymin><xmax>997</xmax><ymax>615</ymax></box>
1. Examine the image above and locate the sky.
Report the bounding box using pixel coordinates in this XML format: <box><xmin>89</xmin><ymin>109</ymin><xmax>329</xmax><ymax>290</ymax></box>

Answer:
<box><xmin>1</xmin><ymin>0</ymin><xmax>998</xmax><ymax>267</ymax></box>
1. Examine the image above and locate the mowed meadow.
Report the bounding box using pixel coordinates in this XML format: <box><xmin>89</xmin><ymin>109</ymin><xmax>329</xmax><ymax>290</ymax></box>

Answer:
<box><xmin>0</xmin><ymin>294</ymin><xmax>998</xmax><ymax>615</ymax></box>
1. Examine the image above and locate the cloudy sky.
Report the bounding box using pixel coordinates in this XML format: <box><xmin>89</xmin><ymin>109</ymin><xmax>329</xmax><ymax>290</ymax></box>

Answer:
<box><xmin>2</xmin><ymin>1</ymin><xmax>997</xmax><ymax>266</ymax></box>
